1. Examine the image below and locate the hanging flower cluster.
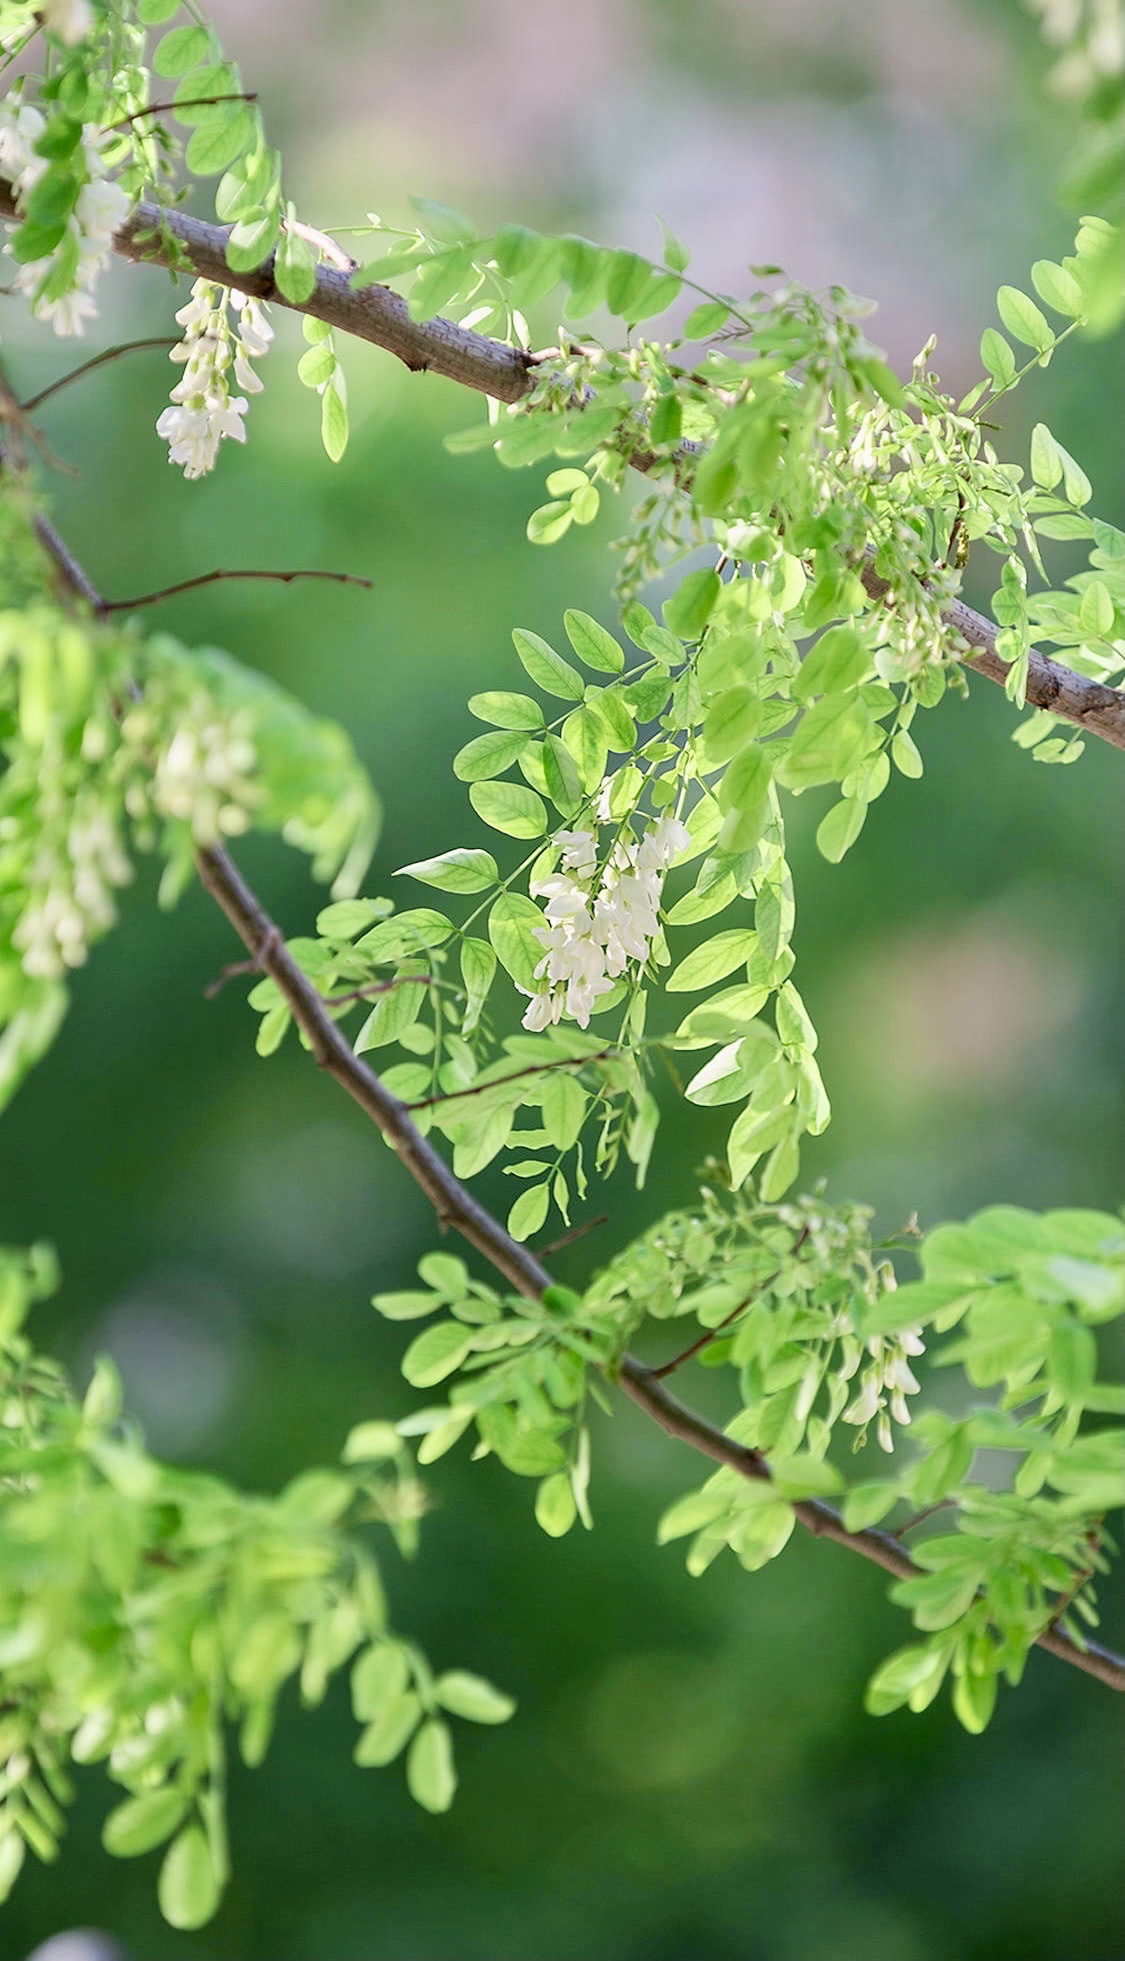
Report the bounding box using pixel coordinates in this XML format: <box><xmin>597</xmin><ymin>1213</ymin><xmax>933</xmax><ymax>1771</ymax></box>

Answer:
<box><xmin>521</xmin><ymin>811</ymin><xmax>689</xmax><ymax>1031</ymax></box>
<box><xmin>157</xmin><ymin>279</ymin><xmax>274</xmax><ymax>479</ymax></box>
<box><xmin>39</xmin><ymin>0</ymin><xmax>95</xmax><ymax>42</ymax></box>
<box><xmin>10</xmin><ymin>780</ymin><xmax>132</xmax><ymax>980</ymax></box>
<box><xmin>839</xmin><ymin>1324</ymin><xmax>926</xmax><ymax>1453</ymax></box>
<box><xmin>0</xmin><ymin>97</ymin><xmax>130</xmax><ymax>337</ymax></box>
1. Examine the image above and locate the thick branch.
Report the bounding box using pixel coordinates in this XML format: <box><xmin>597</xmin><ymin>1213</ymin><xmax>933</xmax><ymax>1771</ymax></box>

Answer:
<box><xmin>2</xmin><ymin>182</ymin><xmax>1122</xmax><ymax>747</ymax></box>
<box><xmin>861</xmin><ymin>563</ymin><xmax>1125</xmax><ymax>752</ymax></box>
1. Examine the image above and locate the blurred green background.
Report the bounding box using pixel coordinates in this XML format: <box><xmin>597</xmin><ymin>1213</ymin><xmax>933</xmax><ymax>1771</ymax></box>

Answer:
<box><xmin>2</xmin><ymin>1</ymin><xmax>1123</xmax><ymax>1956</ymax></box>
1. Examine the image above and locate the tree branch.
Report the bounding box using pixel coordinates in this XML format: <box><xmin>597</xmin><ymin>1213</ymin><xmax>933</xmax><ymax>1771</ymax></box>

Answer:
<box><xmin>191</xmin><ymin>841</ymin><xmax>1125</xmax><ymax>1693</ymax></box>
<box><xmin>19</xmin><ymin>336</ymin><xmax>176</xmax><ymax>414</ymax></box>
<box><xmin>11</xmin><ymin>306</ymin><xmax>1125</xmax><ymax>1701</ymax></box>
<box><xmin>102</xmin><ymin>566</ymin><xmax>372</xmax><ymax>612</ymax></box>
<box><xmin>2</xmin><ymin>181</ymin><xmax>1122</xmax><ymax>748</ymax></box>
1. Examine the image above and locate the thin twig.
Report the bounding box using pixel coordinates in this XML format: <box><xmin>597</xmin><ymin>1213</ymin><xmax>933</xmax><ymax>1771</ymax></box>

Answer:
<box><xmin>535</xmin><ymin>1213</ymin><xmax>610</xmax><ymax>1258</ymax></box>
<box><xmin>105</xmin><ymin>93</ymin><xmax>258</xmax><ymax>133</ymax></box>
<box><xmin>322</xmin><ymin>974</ymin><xmax>435</xmax><ymax>1008</ymax></box>
<box><xmin>402</xmin><ymin>1045</ymin><xmax>618</xmax><ymax>1113</ymax></box>
<box><xmin>20</xmin><ymin>337</ymin><xmax>176</xmax><ymax>414</ymax></box>
<box><xmin>102</xmin><ymin>566</ymin><xmax>373</xmax><ymax>613</ymax></box>
<box><xmin>650</xmin><ymin>1224</ymin><xmax>812</xmax><ymax>1379</ymax></box>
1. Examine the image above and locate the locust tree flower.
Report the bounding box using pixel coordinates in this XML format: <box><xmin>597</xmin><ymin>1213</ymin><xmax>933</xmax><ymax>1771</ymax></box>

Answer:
<box><xmin>2</xmin><ymin>115</ymin><xmax>130</xmax><ymax>337</ymax></box>
<box><xmin>40</xmin><ymin>0</ymin><xmax>95</xmax><ymax>43</ymax></box>
<box><xmin>520</xmin><ymin>811</ymin><xmax>689</xmax><ymax>1030</ymax></box>
<box><xmin>842</xmin><ymin>1326</ymin><xmax>925</xmax><ymax>1452</ymax></box>
<box><xmin>157</xmin><ymin>281</ymin><xmax>274</xmax><ymax>477</ymax></box>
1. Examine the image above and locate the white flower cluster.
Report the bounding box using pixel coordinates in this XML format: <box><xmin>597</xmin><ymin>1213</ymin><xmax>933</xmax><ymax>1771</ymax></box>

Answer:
<box><xmin>11</xmin><ymin>785</ymin><xmax>132</xmax><ymax>980</ymax></box>
<box><xmin>157</xmin><ymin>279</ymin><xmax>274</xmax><ymax>479</ymax></box>
<box><xmin>839</xmin><ymin>1324</ymin><xmax>925</xmax><ymax>1453</ymax></box>
<box><xmin>116</xmin><ymin>688</ymin><xmax>258</xmax><ymax>844</ymax></box>
<box><xmin>521</xmin><ymin>811</ymin><xmax>689</xmax><ymax>1031</ymax></box>
<box><xmin>0</xmin><ymin>96</ymin><xmax>130</xmax><ymax>337</ymax></box>
<box><xmin>40</xmin><ymin>0</ymin><xmax>94</xmax><ymax>43</ymax></box>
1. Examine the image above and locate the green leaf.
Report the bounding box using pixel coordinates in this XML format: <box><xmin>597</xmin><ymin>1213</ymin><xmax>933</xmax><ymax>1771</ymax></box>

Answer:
<box><xmin>399</xmin><ymin>847</ymin><xmax>498</xmax><ymax>893</ymax></box>
<box><xmin>684</xmin><ymin>300</ymin><xmax>731</xmax><ymax>337</ymax></box>
<box><xmin>842</xmin><ymin>1483</ymin><xmax>900</xmax><ymax>1531</ymax></box>
<box><xmin>410</xmin><ymin>196</ymin><xmax>476</xmax><ymax>243</ymax></box>
<box><xmin>536</xmin><ymin>1471</ymin><xmax>578</xmax><ymax>1536</ymax></box>
<box><xmin>663</xmin><ymin>569</ymin><xmax>721</xmax><ymax>640</ymax></box>
<box><xmin>351</xmin><ymin>1643</ymin><xmax>410</xmax><ymax>1721</ymax></box>
<box><xmin>563</xmin><ymin>609</ymin><xmax>624</xmax><ymax>673</ymax></box>
<box><xmin>274</xmin><ymin>227</ymin><xmax>318</xmax><ymax>304</ymax></box>
<box><xmin>186</xmin><ymin>107</ymin><xmax>254</xmax><ymax>178</ymax></box>
<box><xmin>776</xmin><ymin>696</ymin><xmax>873</xmax><ymax>790</ymax></box>
<box><xmin>407</xmin><ymin>1719</ymin><xmax>457</xmax><ymax>1813</ymax></box>
<box><xmin>103</xmin><ymin>1789</ymin><xmax>188</xmax><ymax>1859</ymax></box>
<box><xmin>561</xmin><ymin>706</ymin><xmax>609</xmax><ymax>790</ymax></box>
<box><xmin>649</xmin><ymin>394</ymin><xmax>683</xmax><ymax>445</ymax></box>
<box><xmin>401</xmin><ymin>1321</ymin><xmax>474</xmax><ymax>1387</ymax></box>
<box><xmin>296</xmin><ymin>344</ymin><xmax>336</xmax><ymax>390</ymax></box>
<box><xmin>527</xmin><ymin>500</ymin><xmax>574</xmax><ymax>546</ymax></box>
<box><xmin>791</xmin><ymin>625</ymin><xmax>870</xmax><ymax>702</ymax></box>
<box><xmin>355</xmin><ymin>973</ymin><xmax>425</xmax><ymax>1052</ymax></box>
<box><xmin>1030</xmin><ymin>259</ymin><xmax>1084</xmax><ymax>318</ymax></box>
<box><xmin>358</xmin><ymin>910</ymin><xmax>453</xmax><ymax>960</ymax></box>
<box><xmin>342</xmin><ymin>1420</ymin><xmax>401</xmax><ymax>1463</ymax></box>
<box><xmin>453</xmin><ymin>729</ymin><xmax>530</xmax><ymax>782</ymax></box>
<box><xmin>511</xmin><ymin>629</ymin><xmax>584</xmax><ymax>700</ymax></box>
<box><xmin>468</xmin><ymin>690</ymin><xmax>543</xmax><ymax>729</ymax></box>
<box><xmin>996</xmin><ymin>286</ymin><xmax>1053</xmax><ymax>354</ymax></box>
<box><xmin>666</xmin><ymin>930</ymin><xmax>756</xmax><ymax>992</ymax></box>
<box><xmin>542</xmin><ymin>732</ymin><xmax>583</xmax><ymax>814</ymax></box>
<box><xmin>316</xmin><ymin>898</ymin><xmax>382</xmax><ymax>938</ymax></box>
<box><xmin>138</xmin><ymin>0</ymin><xmax>181</xmax><ymax>19</ymax></box>
<box><xmin>354</xmin><ymin>1690</ymin><xmax>422</xmax><ymax>1766</ymax></box>
<box><xmin>460</xmin><ymin>937</ymin><xmax>496</xmax><ymax>1035</ymax></box>
<box><xmin>435</xmin><ymin>1671</ymin><xmax>516</xmax><ymax>1723</ymax></box>
<box><xmin>158</xmin><ymin>1826</ymin><xmax>221</xmax><ymax>1932</ymax></box>
<box><xmin>488</xmin><ymin>891</ymin><xmax>547</xmax><ymax>993</ymax></box>
<box><xmin>718</xmin><ymin>744</ymin><xmax>772</xmax><ymax>821</ymax></box>
<box><xmin>816</xmin><ymin>796</ymin><xmax>868</xmax><ymax>863</ymax></box>
<box><xmin>508</xmin><ymin>1181</ymin><xmax>550</xmax><ymax>1241</ymax></box>
<box><xmin>703</xmin><ymin>686</ymin><xmax>761</xmax><ymax>765</ymax></box>
<box><xmin>952</xmin><ymin>1666</ymin><xmax>997</xmax><ymax>1735</ymax></box>
<box><xmin>1079</xmin><ymin>579</ymin><xmax>1114</xmax><ymax>637</ymax></box>
<box><xmin>980</xmin><ymin>328</ymin><xmax>1016</xmax><ymax>388</ymax></box>
<box><xmin>469</xmin><ymin>780</ymin><xmax>548</xmax><ymax>837</ymax></box>
<box><xmin>864</xmin><ymin>1644</ymin><xmax>948</xmax><ymax>1717</ymax></box>
<box><xmin>1030</xmin><ymin>423</ymin><xmax>1063</xmax><ymax>491</ymax></box>
<box><xmin>891</xmin><ymin>729</ymin><xmax>923</xmax><ymax>778</ymax></box>
<box><xmin>321</xmin><ymin>377</ymin><xmax>349</xmax><ymax>463</ymax></box>
<box><xmin>153</xmin><ymin>22</ymin><xmax>210</xmax><ymax>74</ymax></box>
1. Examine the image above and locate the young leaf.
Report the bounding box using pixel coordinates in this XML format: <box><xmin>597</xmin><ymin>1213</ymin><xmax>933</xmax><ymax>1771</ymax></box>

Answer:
<box><xmin>434</xmin><ymin>1671</ymin><xmax>516</xmax><ymax>1724</ymax></box>
<box><xmin>407</xmin><ymin>1719</ymin><xmax>457</xmax><ymax>1813</ymax></box>
<box><xmin>158</xmin><ymin>1826</ymin><xmax>221</xmax><ymax>1932</ymax></box>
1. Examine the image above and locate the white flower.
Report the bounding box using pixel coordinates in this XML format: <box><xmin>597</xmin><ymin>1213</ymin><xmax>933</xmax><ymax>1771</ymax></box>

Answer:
<box><xmin>0</xmin><ymin>100</ymin><xmax>46</xmax><ymax>196</ymax></box>
<box><xmin>2</xmin><ymin>112</ymin><xmax>131</xmax><ymax>337</ymax></box>
<box><xmin>555</xmin><ymin>828</ymin><xmax>598</xmax><ymax>877</ymax></box>
<box><xmin>841</xmin><ymin>1324</ymin><xmax>925</xmax><ymax>1452</ymax></box>
<box><xmin>520</xmin><ymin>811</ymin><xmax>682</xmax><ymax>1031</ymax></box>
<box><xmin>75</xmin><ymin>175</ymin><xmax>130</xmax><ymax>248</ymax></box>
<box><xmin>41</xmin><ymin>0</ymin><xmax>95</xmax><ymax>43</ymax></box>
<box><xmin>158</xmin><ymin>279</ymin><xmax>272</xmax><ymax>477</ymax></box>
